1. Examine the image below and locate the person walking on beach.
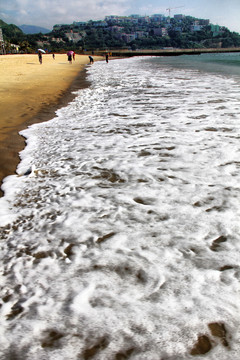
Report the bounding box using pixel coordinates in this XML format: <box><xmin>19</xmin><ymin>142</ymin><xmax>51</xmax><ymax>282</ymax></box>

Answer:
<box><xmin>38</xmin><ymin>51</ymin><xmax>42</xmax><ymax>64</ymax></box>
<box><xmin>106</xmin><ymin>54</ymin><xmax>109</xmax><ymax>63</ymax></box>
<box><xmin>52</xmin><ymin>53</ymin><xmax>55</xmax><ymax>59</ymax></box>
<box><xmin>89</xmin><ymin>55</ymin><xmax>94</xmax><ymax>64</ymax></box>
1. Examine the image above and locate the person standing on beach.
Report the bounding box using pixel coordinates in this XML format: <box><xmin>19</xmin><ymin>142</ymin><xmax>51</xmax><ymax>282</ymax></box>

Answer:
<box><xmin>89</xmin><ymin>55</ymin><xmax>94</xmax><ymax>64</ymax></box>
<box><xmin>38</xmin><ymin>51</ymin><xmax>42</xmax><ymax>64</ymax></box>
<box><xmin>106</xmin><ymin>54</ymin><xmax>109</xmax><ymax>63</ymax></box>
<box><xmin>52</xmin><ymin>53</ymin><xmax>55</xmax><ymax>59</ymax></box>
<box><xmin>68</xmin><ymin>53</ymin><xmax>72</xmax><ymax>64</ymax></box>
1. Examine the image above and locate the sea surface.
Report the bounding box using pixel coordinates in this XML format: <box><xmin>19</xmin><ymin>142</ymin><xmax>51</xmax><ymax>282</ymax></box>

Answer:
<box><xmin>0</xmin><ymin>53</ymin><xmax>240</xmax><ymax>359</ymax></box>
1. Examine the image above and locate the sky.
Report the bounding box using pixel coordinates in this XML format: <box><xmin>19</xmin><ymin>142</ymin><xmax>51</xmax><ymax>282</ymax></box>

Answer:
<box><xmin>0</xmin><ymin>0</ymin><xmax>240</xmax><ymax>33</ymax></box>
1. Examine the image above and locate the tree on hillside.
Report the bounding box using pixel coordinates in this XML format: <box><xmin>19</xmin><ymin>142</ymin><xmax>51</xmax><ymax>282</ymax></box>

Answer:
<box><xmin>19</xmin><ymin>40</ymin><xmax>33</xmax><ymax>53</ymax></box>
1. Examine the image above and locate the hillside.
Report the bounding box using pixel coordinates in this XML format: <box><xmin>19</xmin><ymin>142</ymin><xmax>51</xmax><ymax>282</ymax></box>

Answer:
<box><xmin>0</xmin><ymin>19</ymin><xmax>24</xmax><ymax>43</ymax></box>
<box><xmin>1</xmin><ymin>14</ymin><xmax>240</xmax><ymax>53</ymax></box>
<box><xmin>49</xmin><ymin>15</ymin><xmax>240</xmax><ymax>52</ymax></box>
<box><xmin>19</xmin><ymin>25</ymin><xmax>51</xmax><ymax>34</ymax></box>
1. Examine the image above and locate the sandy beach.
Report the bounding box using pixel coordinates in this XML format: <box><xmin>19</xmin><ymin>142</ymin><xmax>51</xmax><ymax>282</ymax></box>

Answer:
<box><xmin>0</xmin><ymin>53</ymin><xmax>102</xmax><ymax>193</ymax></box>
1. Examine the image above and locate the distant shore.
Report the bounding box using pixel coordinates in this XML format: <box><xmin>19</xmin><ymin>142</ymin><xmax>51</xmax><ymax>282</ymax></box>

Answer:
<box><xmin>109</xmin><ymin>47</ymin><xmax>240</xmax><ymax>57</ymax></box>
<box><xmin>0</xmin><ymin>53</ymin><xmax>103</xmax><ymax>195</ymax></box>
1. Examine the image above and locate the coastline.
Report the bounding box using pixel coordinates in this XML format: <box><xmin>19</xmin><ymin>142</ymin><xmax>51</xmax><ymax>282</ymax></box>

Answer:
<box><xmin>0</xmin><ymin>54</ymin><xmax>101</xmax><ymax>196</ymax></box>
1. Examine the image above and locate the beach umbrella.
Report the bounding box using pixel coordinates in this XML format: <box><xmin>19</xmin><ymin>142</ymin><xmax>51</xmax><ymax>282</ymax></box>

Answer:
<box><xmin>67</xmin><ymin>51</ymin><xmax>74</xmax><ymax>56</ymax></box>
<box><xmin>38</xmin><ymin>49</ymin><xmax>46</xmax><ymax>53</ymax></box>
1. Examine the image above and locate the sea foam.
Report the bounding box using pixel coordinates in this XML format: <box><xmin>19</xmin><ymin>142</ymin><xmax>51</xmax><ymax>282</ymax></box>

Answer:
<box><xmin>0</xmin><ymin>56</ymin><xmax>240</xmax><ymax>359</ymax></box>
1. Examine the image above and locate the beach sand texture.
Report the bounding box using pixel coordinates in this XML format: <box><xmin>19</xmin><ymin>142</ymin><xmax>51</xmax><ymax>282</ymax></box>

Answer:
<box><xmin>0</xmin><ymin>53</ymin><xmax>100</xmax><ymax>189</ymax></box>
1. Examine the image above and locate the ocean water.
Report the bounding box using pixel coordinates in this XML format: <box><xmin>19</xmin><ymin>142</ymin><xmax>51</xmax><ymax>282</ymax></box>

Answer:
<box><xmin>0</xmin><ymin>54</ymin><xmax>240</xmax><ymax>359</ymax></box>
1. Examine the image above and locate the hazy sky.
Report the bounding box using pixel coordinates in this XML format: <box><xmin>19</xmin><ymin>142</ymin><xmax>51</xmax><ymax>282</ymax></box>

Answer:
<box><xmin>1</xmin><ymin>0</ymin><xmax>240</xmax><ymax>33</ymax></box>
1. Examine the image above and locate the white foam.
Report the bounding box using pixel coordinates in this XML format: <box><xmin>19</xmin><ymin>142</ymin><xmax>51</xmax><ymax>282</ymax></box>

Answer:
<box><xmin>0</xmin><ymin>57</ymin><xmax>240</xmax><ymax>359</ymax></box>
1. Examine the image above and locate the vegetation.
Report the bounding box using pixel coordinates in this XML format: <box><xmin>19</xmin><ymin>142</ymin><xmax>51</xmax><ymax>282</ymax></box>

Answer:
<box><xmin>1</xmin><ymin>15</ymin><xmax>240</xmax><ymax>54</ymax></box>
<box><xmin>0</xmin><ymin>19</ymin><xmax>25</xmax><ymax>44</ymax></box>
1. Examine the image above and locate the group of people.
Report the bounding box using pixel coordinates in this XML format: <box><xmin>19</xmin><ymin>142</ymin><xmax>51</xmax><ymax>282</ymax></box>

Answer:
<box><xmin>38</xmin><ymin>51</ymin><xmax>76</xmax><ymax>64</ymax></box>
<box><xmin>38</xmin><ymin>51</ymin><xmax>110</xmax><ymax>65</ymax></box>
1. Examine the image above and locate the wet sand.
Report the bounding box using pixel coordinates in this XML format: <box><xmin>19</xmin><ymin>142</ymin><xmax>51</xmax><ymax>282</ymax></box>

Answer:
<box><xmin>0</xmin><ymin>53</ymin><xmax>102</xmax><ymax>194</ymax></box>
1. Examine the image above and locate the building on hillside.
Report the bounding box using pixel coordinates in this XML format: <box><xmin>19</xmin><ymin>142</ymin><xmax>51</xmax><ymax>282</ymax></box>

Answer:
<box><xmin>105</xmin><ymin>16</ymin><xmax>132</xmax><ymax>24</ymax></box>
<box><xmin>9</xmin><ymin>44</ymin><xmax>20</xmax><ymax>53</ymax></box>
<box><xmin>105</xmin><ymin>16</ymin><xmax>117</xmax><ymax>21</ymax></box>
<box><xmin>211</xmin><ymin>24</ymin><xmax>221</xmax><ymax>36</ymax></box>
<box><xmin>138</xmin><ymin>16</ymin><xmax>151</xmax><ymax>24</ymax></box>
<box><xmin>191</xmin><ymin>24</ymin><xmax>204</xmax><ymax>32</ymax></box>
<box><xmin>92</xmin><ymin>21</ymin><xmax>107</xmax><ymax>27</ymax></box>
<box><xmin>109</xmin><ymin>26</ymin><xmax>124</xmax><ymax>33</ymax></box>
<box><xmin>174</xmin><ymin>27</ymin><xmax>182</xmax><ymax>32</ymax></box>
<box><xmin>191</xmin><ymin>21</ymin><xmax>204</xmax><ymax>32</ymax></box>
<box><xmin>174</xmin><ymin>14</ymin><xmax>185</xmax><ymax>20</ymax></box>
<box><xmin>199</xmin><ymin>19</ymin><xmax>210</xmax><ymax>26</ymax></box>
<box><xmin>65</xmin><ymin>32</ymin><xmax>83</xmax><ymax>42</ymax></box>
<box><xmin>190</xmin><ymin>19</ymin><xmax>210</xmax><ymax>32</ymax></box>
<box><xmin>51</xmin><ymin>37</ymin><xmax>64</xmax><ymax>43</ymax></box>
<box><xmin>153</xmin><ymin>28</ymin><xmax>168</xmax><ymax>36</ymax></box>
<box><xmin>36</xmin><ymin>41</ymin><xmax>50</xmax><ymax>48</ymax></box>
<box><xmin>151</xmin><ymin>14</ymin><xmax>165</xmax><ymax>22</ymax></box>
<box><xmin>0</xmin><ymin>28</ymin><xmax>6</xmax><ymax>54</ymax></box>
<box><xmin>129</xmin><ymin>14</ymin><xmax>140</xmax><ymax>19</ymax></box>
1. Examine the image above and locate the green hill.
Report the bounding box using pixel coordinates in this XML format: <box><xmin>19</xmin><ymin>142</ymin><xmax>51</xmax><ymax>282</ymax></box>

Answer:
<box><xmin>0</xmin><ymin>19</ymin><xmax>24</xmax><ymax>43</ymax></box>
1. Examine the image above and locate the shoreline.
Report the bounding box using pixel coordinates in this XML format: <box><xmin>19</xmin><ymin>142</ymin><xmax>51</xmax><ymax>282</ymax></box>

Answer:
<box><xmin>0</xmin><ymin>54</ymin><xmax>99</xmax><ymax>196</ymax></box>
